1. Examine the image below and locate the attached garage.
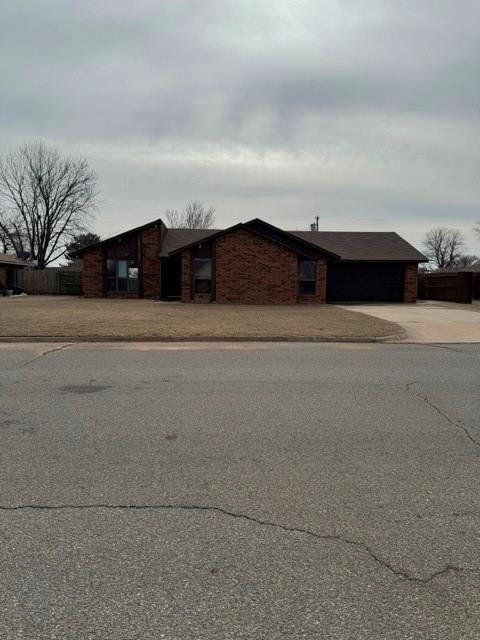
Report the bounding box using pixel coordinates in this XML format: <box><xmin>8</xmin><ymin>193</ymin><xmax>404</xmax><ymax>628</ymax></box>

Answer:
<box><xmin>327</xmin><ymin>262</ymin><xmax>405</xmax><ymax>303</ymax></box>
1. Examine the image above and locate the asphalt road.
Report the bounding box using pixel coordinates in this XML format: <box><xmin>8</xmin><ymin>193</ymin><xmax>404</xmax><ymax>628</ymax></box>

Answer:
<box><xmin>1</xmin><ymin>341</ymin><xmax>479</xmax><ymax>639</ymax></box>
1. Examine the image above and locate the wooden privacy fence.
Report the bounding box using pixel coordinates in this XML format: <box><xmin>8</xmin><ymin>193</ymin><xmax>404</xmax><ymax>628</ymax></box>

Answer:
<box><xmin>17</xmin><ymin>268</ymin><xmax>83</xmax><ymax>295</ymax></box>
<box><xmin>417</xmin><ymin>271</ymin><xmax>474</xmax><ymax>304</ymax></box>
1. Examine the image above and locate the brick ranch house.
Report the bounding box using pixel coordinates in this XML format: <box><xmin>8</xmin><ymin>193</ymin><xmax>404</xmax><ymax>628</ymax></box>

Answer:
<box><xmin>74</xmin><ymin>218</ymin><xmax>427</xmax><ymax>304</ymax></box>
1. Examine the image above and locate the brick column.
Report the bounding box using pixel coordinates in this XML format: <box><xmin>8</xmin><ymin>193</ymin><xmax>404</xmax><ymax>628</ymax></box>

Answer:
<box><xmin>404</xmin><ymin>263</ymin><xmax>418</xmax><ymax>303</ymax></box>
<box><xmin>82</xmin><ymin>248</ymin><xmax>104</xmax><ymax>297</ymax></box>
<box><xmin>181</xmin><ymin>250</ymin><xmax>192</xmax><ymax>302</ymax></box>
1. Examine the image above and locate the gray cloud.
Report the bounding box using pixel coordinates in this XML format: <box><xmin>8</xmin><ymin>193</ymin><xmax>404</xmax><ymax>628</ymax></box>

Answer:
<box><xmin>1</xmin><ymin>0</ymin><xmax>479</xmax><ymax>252</ymax></box>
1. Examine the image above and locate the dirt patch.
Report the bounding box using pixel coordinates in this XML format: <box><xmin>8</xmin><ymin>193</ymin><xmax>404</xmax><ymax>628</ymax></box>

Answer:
<box><xmin>0</xmin><ymin>296</ymin><xmax>401</xmax><ymax>340</ymax></box>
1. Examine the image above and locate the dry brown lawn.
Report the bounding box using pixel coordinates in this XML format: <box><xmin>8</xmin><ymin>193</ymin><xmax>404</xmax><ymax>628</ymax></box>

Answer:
<box><xmin>0</xmin><ymin>296</ymin><xmax>401</xmax><ymax>340</ymax></box>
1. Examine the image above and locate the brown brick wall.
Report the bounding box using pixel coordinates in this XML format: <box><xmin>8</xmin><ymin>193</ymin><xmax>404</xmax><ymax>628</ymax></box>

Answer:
<box><xmin>180</xmin><ymin>230</ymin><xmax>329</xmax><ymax>305</ymax></box>
<box><xmin>181</xmin><ymin>250</ymin><xmax>191</xmax><ymax>302</ymax></box>
<box><xmin>404</xmin><ymin>262</ymin><xmax>418</xmax><ymax>303</ymax></box>
<box><xmin>82</xmin><ymin>247</ymin><xmax>104</xmax><ymax>297</ymax></box>
<box><xmin>215</xmin><ymin>228</ymin><xmax>298</xmax><ymax>304</ymax></box>
<box><xmin>298</xmin><ymin>260</ymin><xmax>327</xmax><ymax>304</ymax></box>
<box><xmin>141</xmin><ymin>226</ymin><xmax>161</xmax><ymax>298</ymax></box>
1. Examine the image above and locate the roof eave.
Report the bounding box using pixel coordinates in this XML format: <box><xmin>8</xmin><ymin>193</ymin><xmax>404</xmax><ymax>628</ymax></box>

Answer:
<box><xmin>73</xmin><ymin>218</ymin><xmax>164</xmax><ymax>257</ymax></box>
<box><xmin>336</xmin><ymin>257</ymin><xmax>428</xmax><ymax>263</ymax></box>
<box><xmin>167</xmin><ymin>219</ymin><xmax>341</xmax><ymax>259</ymax></box>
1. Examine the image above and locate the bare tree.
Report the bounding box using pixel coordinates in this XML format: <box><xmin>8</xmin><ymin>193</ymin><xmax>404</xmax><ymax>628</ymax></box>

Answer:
<box><xmin>0</xmin><ymin>142</ymin><xmax>98</xmax><ymax>268</ymax></box>
<box><xmin>423</xmin><ymin>227</ymin><xmax>465</xmax><ymax>269</ymax></box>
<box><xmin>474</xmin><ymin>222</ymin><xmax>480</xmax><ymax>240</ymax></box>
<box><xmin>165</xmin><ymin>201</ymin><xmax>215</xmax><ymax>229</ymax></box>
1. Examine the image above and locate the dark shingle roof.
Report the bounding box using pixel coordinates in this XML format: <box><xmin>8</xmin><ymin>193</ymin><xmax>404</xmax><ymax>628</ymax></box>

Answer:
<box><xmin>289</xmin><ymin>231</ymin><xmax>427</xmax><ymax>262</ymax></box>
<box><xmin>161</xmin><ymin>227</ymin><xmax>426</xmax><ymax>262</ymax></box>
<box><xmin>73</xmin><ymin>216</ymin><xmax>427</xmax><ymax>263</ymax></box>
<box><xmin>160</xmin><ymin>228</ymin><xmax>221</xmax><ymax>257</ymax></box>
<box><xmin>0</xmin><ymin>252</ymin><xmax>29</xmax><ymax>266</ymax></box>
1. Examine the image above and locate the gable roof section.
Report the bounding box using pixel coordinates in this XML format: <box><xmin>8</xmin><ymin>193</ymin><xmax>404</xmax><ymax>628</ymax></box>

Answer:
<box><xmin>159</xmin><ymin>228</ymin><xmax>221</xmax><ymax>257</ymax></box>
<box><xmin>72</xmin><ymin>216</ymin><xmax>427</xmax><ymax>262</ymax></box>
<box><xmin>72</xmin><ymin>218</ymin><xmax>164</xmax><ymax>257</ymax></box>
<box><xmin>166</xmin><ymin>219</ymin><xmax>340</xmax><ymax>260</ymax></box>
<box><xmin>245</xmin><ymin>219</ymin><xmax>340</xmax><ymax>259</ymax></box>
<box><xmin>0</xmin><ymin>252</ymin><xmax>29</xmax><ymax>266</ymax></box>
<box><xmin>290</xmin><ymin>231</ymin><xmax>427</xmax><ymax>262</ymax></box>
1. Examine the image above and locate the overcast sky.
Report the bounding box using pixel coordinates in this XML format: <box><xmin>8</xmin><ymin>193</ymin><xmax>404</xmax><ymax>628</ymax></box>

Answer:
<box><xmin>1</xmin><ymin>0</ymin><xmax>479</xmax><ymax>253</ymax></box>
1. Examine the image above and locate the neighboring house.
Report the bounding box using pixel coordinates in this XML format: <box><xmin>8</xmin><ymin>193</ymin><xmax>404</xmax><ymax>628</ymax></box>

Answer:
<box><xmin>0</xmin><ymin>253</ymin><xmax>29</xmax><ymax>288</ymax></box>
<box><xmin>73</xmin><ymin>218</ymin><xmax>427</xmax><ymax>304</ymax></box>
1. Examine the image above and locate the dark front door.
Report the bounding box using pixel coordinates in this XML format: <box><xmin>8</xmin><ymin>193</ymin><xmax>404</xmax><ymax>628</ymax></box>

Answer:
<box><xmin>327</xmin><ymin>262</ymin><xmax>405</xmax><ymax>302</ymax></box>
<box><xmin>161</xmin><ymin>255</ymin><xmax>182</xmax><ymax>299</ymax></box>
<box><xmin>6</xmin><ymin>267</ymin><xmax>17</xmax><ymax>288</ymax></box>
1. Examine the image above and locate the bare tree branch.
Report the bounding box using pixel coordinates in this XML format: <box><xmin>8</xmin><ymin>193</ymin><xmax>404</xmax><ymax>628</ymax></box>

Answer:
<box><xmin>165</xmin><ymin>201</ymin><xmax>215</xmax><ymax>229</ymax></box>
<box><xmin>0</xmin><ymin>142</ymin><xmax>98</xmax><ymax>267</ymax></box>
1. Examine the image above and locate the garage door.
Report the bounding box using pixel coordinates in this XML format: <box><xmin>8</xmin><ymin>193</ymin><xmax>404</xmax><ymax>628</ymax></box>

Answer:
<box><xmin>327</xmin><ymin>262</ymin><xmax>405</xmax><ymax>303</ymax></box>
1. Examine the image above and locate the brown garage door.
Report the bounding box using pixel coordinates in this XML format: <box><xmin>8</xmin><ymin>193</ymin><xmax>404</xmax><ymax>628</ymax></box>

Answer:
<box><xmin>327</xmin><ymin>262</ymin><xmax>405</xmax><ymax>303</ymax></box>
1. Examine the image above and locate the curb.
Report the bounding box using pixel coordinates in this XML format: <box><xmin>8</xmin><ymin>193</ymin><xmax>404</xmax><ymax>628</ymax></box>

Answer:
<box><xmin>0</xmin><ymin>333</ymin><xmax>407</xmax><ymax>344</ymax></box>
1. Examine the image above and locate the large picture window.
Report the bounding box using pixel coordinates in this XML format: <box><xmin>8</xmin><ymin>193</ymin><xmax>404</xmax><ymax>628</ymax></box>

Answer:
<box><xmin>194</xmin><ymin>258</ymin><xmax>212</xmax><ymax>294</ymax></box>
<box><xmin>299</xmin><ymin>260</ymin><xmax>316</xmax><ymax>295</ymax></box>
<box><xmin>106</xmin><ymin>259</ymin><xmax>138</xmax><ymax>292</ymax></box>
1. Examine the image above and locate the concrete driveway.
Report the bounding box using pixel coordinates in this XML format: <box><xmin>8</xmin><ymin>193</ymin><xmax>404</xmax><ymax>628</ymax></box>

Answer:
<box><xmin>341</xmin><ymin>301</ymin><xmax>480</xmax><ymax>343</ymax></box>
<box><xmin>1</xmin><ymin>341</ymin><xmax>480</xmax><ymax>639</ymax></box>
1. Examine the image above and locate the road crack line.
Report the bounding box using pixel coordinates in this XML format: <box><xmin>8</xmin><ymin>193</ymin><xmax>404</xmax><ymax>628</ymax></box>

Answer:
<box><xmin>406</xmin><ymin>381</ymin><xmax>480</xmax><ymax>447</ymax></box>
<box><xmin>417</xmin><ymin>343</ymin><xmax>480</xmax><ymax>358</ymax></box>
<box><xmin>23</xmin><ymin>343</ymin><xmax>73</xmax><ymax>366</ymax></box>
<box><xmin>1</xmin><ymin>502</ymin><xmax>478</xmax><ymax>584</ymax></box>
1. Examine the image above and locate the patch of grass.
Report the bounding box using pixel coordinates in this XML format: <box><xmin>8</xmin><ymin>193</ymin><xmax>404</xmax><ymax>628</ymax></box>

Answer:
<box><xmin>0</xmin><ymin>296</ymin><xmax>402</xmax><ymax>339</ymax></box>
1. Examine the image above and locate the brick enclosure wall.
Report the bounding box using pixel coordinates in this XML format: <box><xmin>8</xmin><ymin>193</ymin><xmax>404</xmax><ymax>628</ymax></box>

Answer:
<box><xmin>215</xmin><ymin>228</ymin><xmax>298</xmax><ymax>304</ymax></box>
<box><xmin>141</xmin><ymin>226</ymin><xmax>161</xmax><ymax>298</ymax></box>
<box><xmin>82</xmin><ymin>248</ymin><xmax>104</xmax><ymax>297</ymax></box>
<box><xmin>298</xmin><ymin>260</ymin><xmax>327</xmax><ymax>304</ymax></box>
<box><xmin>404</xmin><ymin>262</ymin><xmax>418</xmax><ymax>303</ymax></box>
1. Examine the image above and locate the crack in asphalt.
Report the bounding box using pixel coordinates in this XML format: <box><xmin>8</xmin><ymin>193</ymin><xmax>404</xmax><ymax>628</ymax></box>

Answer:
<box><xmin>23</xmin><ymin>343</ymin><xmax>73</xmax><ymax>366</ymax></box>
<box><xmin>406</xmin><ymin>381</ymin><xmax>480</xmax><ymax>447</ymax></box>
<box><xmin>419</xmin><ymin>343</ymin><xmax>480</xmax><ymax>358</ymax></box>
<box><xmin>1</xmin><ymin>502</ymin><xmax>478</xmax><ymax>584</ymax></box>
